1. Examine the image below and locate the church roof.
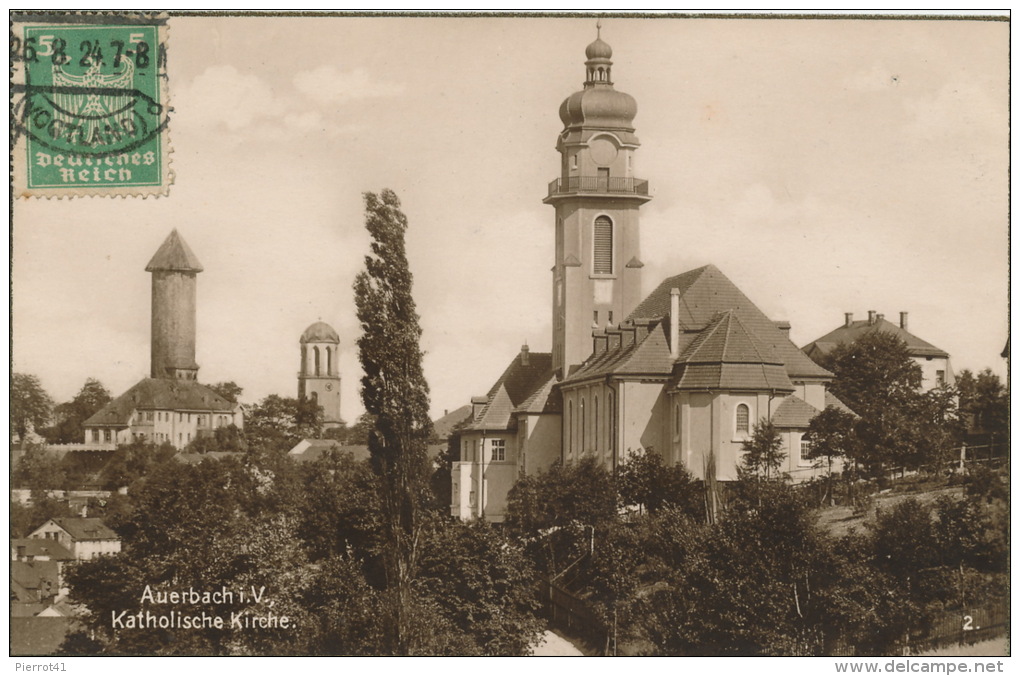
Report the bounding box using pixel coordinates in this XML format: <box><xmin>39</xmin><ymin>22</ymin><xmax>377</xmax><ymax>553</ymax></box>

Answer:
<box><xmin>562</xmin><ymin>320</ymin><xmax>675</xmax><ymax>385</ymax></box>
<box><xmin>565</xmin><ymin>265</ymin><xmax>831</xmax><ymax>388</ymax></box>
<box><xmin>145</xmin><ymin>229</ymin><xmax>204</xmax><ymax>273</ymax></box>
<box><xmin>629</xmin><ymin>265</ymin><xmax>831</xmax><ymax>380</ymax></box>
<box><xmin>673</xmin><ymin>311</ymin><xmax>795</xmax><ymax>392</ymax></box>
<box><xmin>84</xmin><ymin>378</ymin><xmax>236</xmax><ymax>427</ymax></box>
<box><xmin>802</xmin><ymin>317</ymin><xmax>949</xmax><ymax>360</ymax></box>
<box><xmin>466</xmin><ymin>351</ymin><xmax>555</xmax><ymax>432</ymax></box>
<box><xmin>771</xmin><ymin>395</ymin><xmax>820</xmax><ymax>429</ymax></box>
<box><xmin>300</xmin><ymin>321</ymin><xmax>340</xmax><ymax>344</ymax></box>
<box><xmin>824</xmin><ymin>391</ymin><xmax>856</xmax><ymax>416</ymax></box>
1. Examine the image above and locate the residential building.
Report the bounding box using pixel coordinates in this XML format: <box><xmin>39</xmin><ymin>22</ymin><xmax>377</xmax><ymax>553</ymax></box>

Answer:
<box><xmin>82</xmin><ymin>230</ymin><xmax>243</xmax><ymax>449</ymax></box>
<box><xmin>29</xmin><ymin>517</ymin><xmax>121</xmax><ymax>560</ymax></box>
<box><xmin>802</xmin><ymin>311</ymin><xmax>954</xmax><ymax>391</ymax></box>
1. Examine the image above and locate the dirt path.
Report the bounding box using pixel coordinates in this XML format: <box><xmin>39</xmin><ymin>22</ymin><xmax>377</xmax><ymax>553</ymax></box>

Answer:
<box><xmin>531</xmin><ymin>629</ymin><xmax>585</xmax><ymax>656</ymax></box>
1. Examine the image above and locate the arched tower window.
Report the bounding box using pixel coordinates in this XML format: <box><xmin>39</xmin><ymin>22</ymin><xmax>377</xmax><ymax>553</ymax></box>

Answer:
<box><xmin>314</xmin><ymin>346</ymin><xmax>321</xmax><ymax>376</ymax></box>
<box><xmin>326</xmin><ymin>346</ymin><xmax>333</xmax><ymax>375</ymax></box>
<box><xmin>736</xmin><ymin>404</ymin><xmax>750</xmax><ymax>435</ymax></box>
<box><xmin>594</xmin><ymin>216</ymin><xmax>613</xmax><ymax>274</ymax></box>
<box><xmin>311</xmin><ymin>391</ymin><xmax>318</xmax><ymax>406</ymax></box>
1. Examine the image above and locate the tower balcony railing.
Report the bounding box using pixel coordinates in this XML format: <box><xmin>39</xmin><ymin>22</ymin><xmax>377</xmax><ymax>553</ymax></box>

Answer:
<box><xmin>547</xmin><ymin>175</ymin><xmax>649</xmax><ymax>197</ymax></box>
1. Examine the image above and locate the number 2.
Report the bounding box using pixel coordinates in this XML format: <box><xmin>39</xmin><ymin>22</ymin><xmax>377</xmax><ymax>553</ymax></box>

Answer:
<box><xmin>963</xmin><ymin>615</ymin><xmax>974</xmax><ymax>631</ymax></box>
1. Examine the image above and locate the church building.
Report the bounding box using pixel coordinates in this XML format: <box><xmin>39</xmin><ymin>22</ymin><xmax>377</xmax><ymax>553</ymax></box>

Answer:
<box><xmin>83</xmin><ymin>230</ymin><xmax>243</xmax><ymax>449</ymax></box>
<box><xmin>452</xmin><ymin>32</ymin><xmax>852</xmax><ymax>522</ymax></box>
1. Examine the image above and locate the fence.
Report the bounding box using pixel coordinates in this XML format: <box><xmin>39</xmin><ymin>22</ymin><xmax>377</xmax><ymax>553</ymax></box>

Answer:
<box><xmin>540</xmin><ymin>573</ymin><xmax>1007</xmax><ymax>656</ymax></box>
<box><xmin>907</xmin><ymin>600</ymin><xmax>1010</xmax><ymax>654</ymax></box>
<box><xmin>539</xmin><ymin>578</ymin><xmax>606</xmax><ymax>649</ymax></box>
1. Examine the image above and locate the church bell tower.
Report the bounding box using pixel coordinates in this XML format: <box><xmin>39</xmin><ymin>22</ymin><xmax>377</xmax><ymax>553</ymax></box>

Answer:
<box><xmin>544</xmin><ymin>28</ymin><xmax>651</xmax><ymax>375</ymax></box>
<box><xmin>298</xmin><ymin>321</ymin><xmax>344</xmax><ymax>429</ymax></box>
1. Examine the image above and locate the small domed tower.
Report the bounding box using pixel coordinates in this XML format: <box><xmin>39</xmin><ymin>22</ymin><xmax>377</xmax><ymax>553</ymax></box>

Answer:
<box><xmin>298</xmin><ymin>321</ymin><xmax>343</xmax><ymax>429</ymax></box>
<box><xmin>544</xmin><ymin>26</ymin><xmax>651</xmax><ymax>375</ymax></box>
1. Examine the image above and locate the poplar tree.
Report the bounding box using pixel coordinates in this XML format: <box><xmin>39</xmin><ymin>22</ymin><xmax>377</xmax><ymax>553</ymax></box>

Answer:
<box><xmin>353</xmin><ymin>189</ymin><xmax>434</xmax><ymax>654</ymax></box>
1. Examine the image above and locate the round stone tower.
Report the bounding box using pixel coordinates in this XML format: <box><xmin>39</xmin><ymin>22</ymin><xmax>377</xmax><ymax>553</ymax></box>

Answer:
<box><xmin>146</xmin><ymin>229</ymin><xmax>203</xmax><ymax>380</ymax></box>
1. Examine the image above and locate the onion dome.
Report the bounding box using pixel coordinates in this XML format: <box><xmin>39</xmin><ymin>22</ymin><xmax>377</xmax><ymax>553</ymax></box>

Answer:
<box><xmin>585</xmin><ymin>37</ymin><xmax>612</xmax><ymax>60</ymax></box>
<box><xmin>557</xmin><ymin>28</ymin><xmax>637</xmax><ymax>133</ymax></box>
<box><xmin>300</xmin><ymin>321</ymin><xmax>339</xmax><ymax>344</ymax></box>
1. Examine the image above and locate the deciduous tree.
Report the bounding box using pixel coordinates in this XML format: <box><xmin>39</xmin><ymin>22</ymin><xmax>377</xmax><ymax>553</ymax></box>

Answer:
<box><xmin>740</xmin><ymin>418</ymin><xmax>786</xmax><ymax>481</ymax></box>
<box><xmin>45</xmin><ymin>378</ymin><xmax>111</xmax><ymax>444</ymax></box>
<box><xmin>12</xmin><ymin>373</ymin><xmax>54</xmax><ymax>445</ymax></box>
<box><xmin>353</xmin><ymin>189</ymin><xmax>434</xmax><ymax>654</ymax></box>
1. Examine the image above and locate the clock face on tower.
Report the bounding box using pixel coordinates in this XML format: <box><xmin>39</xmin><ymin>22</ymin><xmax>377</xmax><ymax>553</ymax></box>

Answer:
<box><xmin>325</xmin><ymin>383</ymin><xmax>333</xmax><ymax>391</ymax></box>
<box><xmin>589</xmin><ymin>137</ymin><xmax>618</xmax><ymax>166</ymax></box>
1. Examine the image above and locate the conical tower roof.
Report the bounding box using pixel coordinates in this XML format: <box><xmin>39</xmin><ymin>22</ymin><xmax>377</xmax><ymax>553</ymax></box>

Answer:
<box><xmin>145</xmin><ymin>229</ymin><xmax>204</xmax><ymax>273</ymax></box>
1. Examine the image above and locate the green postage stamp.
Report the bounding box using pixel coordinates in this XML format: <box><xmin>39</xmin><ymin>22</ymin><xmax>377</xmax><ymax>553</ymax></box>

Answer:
<box><xmin>11</xmin><ymin>14</ymin><xmax>172</xmax><ymax>197</ymax></box>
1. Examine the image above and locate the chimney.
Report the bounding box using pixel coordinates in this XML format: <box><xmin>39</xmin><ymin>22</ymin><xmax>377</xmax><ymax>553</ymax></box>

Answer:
<box><xmin>868</xmin><ymin>310</ymin><xmax>877</xmax><ymax>326</ymax></box>
<box><xmin>844</xmin><ymin>312</ymin><xmax>853</xmax><ymax>328</ymax></box>
<box><xmin>470</xmin><ymin>396</ymin><xmax>487</xmax><ymax>419</ymax></box>
<box><xmin>592</xmin><ymin>329</ymin><xmax>608</xmax><ymax>356</ymax></box>
<box><xmin>900</xmin><ymin>312</ymin><xmax>908</xmax><ymax>331</ymax></box>
<box><xmin>670</xmin><ymin>287</ymin><xmax>681</xmax><ymax>360</ymax></box>
<box><xmin>876</xmin><ymin>313</ymin><xmax>885</xmax><ymax>323</ymax></box>
<box><xmin>774</xmin><ymin>320</ymin><xmax>791</xmax><ymax>337</ymax></box>
<box><xmin>520</xmin><ymin>344</ymin><xmax>530</xmax><ymax>366</ymax></box>
<box><xmin>444</xmin><ymin>409</ymin><xmax>448</xmax><ymax>417</ymax></box>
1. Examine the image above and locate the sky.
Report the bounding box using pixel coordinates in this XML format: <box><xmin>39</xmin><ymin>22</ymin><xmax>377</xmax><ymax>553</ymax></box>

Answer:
<box><xmin>11</xmin><ymin>14</ymin><xmax>1010</xmax><ymax>423</ymax></box>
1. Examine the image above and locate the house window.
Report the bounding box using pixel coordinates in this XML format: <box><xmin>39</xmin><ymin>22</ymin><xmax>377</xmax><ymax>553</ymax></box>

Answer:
<box><xmin>799</xmin><ymin>433</ymin><xmax>813</xmax><ymax>467</ymax></box>
<box><xmin>593</xmin><ymin>310</ymin><xmax>599</xmax><ymax>324</ymax></box>
<box><xmin>146</xmin><ymin>411</ymin><xmax>153</xmax><ymax>422</ymax></box>
<box><xmin>91</xmin><ymin>429</ymin><xmax>99</xmax><ymax>442</ymax></box>
<box><xmin>936</xmin><ymin>370</ymin><xmax>946</xmax><ymax>387</ymax></box>
<box><xmin>593</xmin><ymin>216</ymin><xmax>613</xmax><ymax>274</ymax></box>
<box><xmin>594</xmin><ymin>395</ymin><xmax>599</xmax><ymax>451</ymax></box>
<box><xmin>103</xmin><ymin>429</ymin><xmax>112</xmax><ymax>442</ymax></box>
<box><xmin>675</xmin><ymin>403</ymin><xmax>681</xmax><ymax>436</ymax></box>
<box><xmin>491</xmin><ymin>439</ymin><xmax>506</xmax><ymax>462</ymax></box>
<box><xmin>736</xmin><ymin>404</ymin><xmax>750</xmax><ymax>435</ymax></box>
<box><xmin>608</xmin><ymin>311</ymin><xmax>614</xmax><ymax>324</ymax></box>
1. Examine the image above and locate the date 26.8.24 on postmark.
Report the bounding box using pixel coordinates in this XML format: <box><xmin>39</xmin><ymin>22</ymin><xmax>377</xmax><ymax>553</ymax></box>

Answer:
<box><xmin>11</xmin><ymin>15</ymin><xmax>172</xmax><ymax>197</ymax></box>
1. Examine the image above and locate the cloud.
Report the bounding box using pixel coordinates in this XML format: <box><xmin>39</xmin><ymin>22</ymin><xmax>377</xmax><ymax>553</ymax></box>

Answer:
<box><xmin>173</xmin><ymin>65</ymin><xmax>286</xmax><ymax>132</ymax></box>
<box><xmin>843</xmin><ymin>62</ymin><xmax>900</xmax><ymax>93</ymax></box>
<box><xmin>906</xmin><ymin>77</ymin><xmax>1007</xmax><ymax>140</ymax></box>
<box><xmin>293</xmin><ymin>66</ymin><xmax>404</xmax><ymax>105</ymax></box>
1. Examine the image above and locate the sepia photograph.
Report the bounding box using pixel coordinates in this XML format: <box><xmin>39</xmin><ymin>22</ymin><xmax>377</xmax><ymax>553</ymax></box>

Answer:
<box><xmin>9</xmin><ymin>11</ymin><xmax>1010</xmax><ymax>661</ymax></box>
